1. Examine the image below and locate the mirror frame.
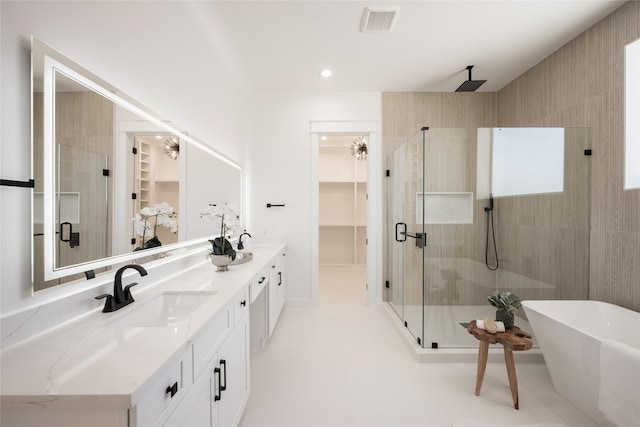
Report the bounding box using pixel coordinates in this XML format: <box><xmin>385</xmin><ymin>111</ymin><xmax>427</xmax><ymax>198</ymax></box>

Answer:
<box><xmin>32</xmin><ymin>37</ymin><xmax>243</xmax><ymax>284</ymax></box>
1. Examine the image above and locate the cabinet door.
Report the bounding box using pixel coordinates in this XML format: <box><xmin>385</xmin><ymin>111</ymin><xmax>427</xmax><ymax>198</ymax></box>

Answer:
<box><xmin>267</xmin><ymin>273</ymin><xmax>278</xmax><ymax>337</ymax></box>
<box><xmin>276</xmin><ymin>258</ymin><xmax>286</xmax><ymax>315</ymax></box>
<box><xmin>163</xmin><ymin>369</ymin><xmax>212</xmax><ymax>427</ymax></box>
<box><xmin>216</xmin><ymin>314</ymin><xmax>249</xmax><ymax>427</ymax></box>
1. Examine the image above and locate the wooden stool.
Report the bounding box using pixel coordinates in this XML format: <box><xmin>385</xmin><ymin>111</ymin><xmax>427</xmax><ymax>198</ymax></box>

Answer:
<box><xmin>467</xmin><ymin>320</ymin><xmax>533</xmax><ymax>409</ymax></box>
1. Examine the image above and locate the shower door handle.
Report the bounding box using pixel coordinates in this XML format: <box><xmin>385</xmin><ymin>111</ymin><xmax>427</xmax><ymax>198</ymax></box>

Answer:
<box><xmin>396</xmin><ymin>222</ymin><xmax>426</xmax><ymax>247</ymax></box>
<box><xmin>395</xmin><ymin>222</ymin><xmax>407</xmax><ymax>242</ymax></box>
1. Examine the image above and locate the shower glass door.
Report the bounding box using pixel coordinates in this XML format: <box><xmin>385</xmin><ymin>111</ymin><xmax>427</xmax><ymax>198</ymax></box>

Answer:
<box><xmin>387</xmin><ymin>127</ymin><xmax>592</xmax><ymax>349</ymax></box>
<box><xmin>387</xmin><ymin>129</ymin><xmax>426</xmax><ymax>345</ymax></box>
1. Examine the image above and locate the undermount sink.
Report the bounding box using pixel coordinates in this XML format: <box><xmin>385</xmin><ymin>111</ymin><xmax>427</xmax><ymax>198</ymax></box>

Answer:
<box><xmin>106</xmin><ymin>291</ymin><xmax>217</xmax><ymax>328</ymax></box>
<box><xmin>229</xmin><ymin>252</ymin><xmax>253</xmax><ymax>266</ymax></box>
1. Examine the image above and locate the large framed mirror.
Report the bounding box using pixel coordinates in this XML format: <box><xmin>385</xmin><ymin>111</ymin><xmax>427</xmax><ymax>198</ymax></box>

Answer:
<box><xmin>32</xmin><ymin>37</ymin><xmax>243</xmax><ymax>291</ymax></box>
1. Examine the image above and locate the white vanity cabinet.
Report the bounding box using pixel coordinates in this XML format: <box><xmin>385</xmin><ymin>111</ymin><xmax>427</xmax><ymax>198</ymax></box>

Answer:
<box><xmin>1</xmin><ymin>242</ymin><xmax>286</xmax><ymax>427</ymax></box>
<box><xmin>267</xmin><ymin>248</ymin><xmax>287</xmax><ymax>337</ymax></box>
<box><xmin>163</xmin><ymin>306</ymin><xmax>249</xmax><ymax>427</ymax></box>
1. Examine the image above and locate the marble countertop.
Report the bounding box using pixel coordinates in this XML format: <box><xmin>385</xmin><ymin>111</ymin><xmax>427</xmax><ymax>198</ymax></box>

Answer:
<box><xmin>0</xmin><ymin>240</ymin><xmax>285</xmax><ymax>410</ymax></box>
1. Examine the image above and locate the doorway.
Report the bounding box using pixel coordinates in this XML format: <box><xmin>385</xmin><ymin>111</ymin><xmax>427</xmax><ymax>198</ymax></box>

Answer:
<box><xmin>318</xmin><ymin>135</ymin><xmax>368</xmax><ymax>305</ymax></box>
<box><xmin>310</xmin><ymin>120</ymin><xmax>381</xmax><ymax>308</ymax></box>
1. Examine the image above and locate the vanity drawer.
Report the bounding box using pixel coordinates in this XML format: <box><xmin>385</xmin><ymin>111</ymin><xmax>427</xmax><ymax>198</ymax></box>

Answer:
<box><xmin>269</xmin><ymin>248</ymin><xmax>286</xmax><ymax>271</ymax></box>
<box><xmin>233</xmin><ymin>286</ymin><xmax>249</xmax><ymax>325</ymax></box>
<box><xmin>192</xmin><ymin>305</ymin><xmax>231</xmax><ymax>380</ymax></box>
<box><xmin>135</xmin><ymin>350</ymin><xmax>192</xmax><ymax>427</ymax></box>
<box><xmin>250</xmin><ymin>268</ymin><xmax>268</xmax><ymax>303</ymax></box>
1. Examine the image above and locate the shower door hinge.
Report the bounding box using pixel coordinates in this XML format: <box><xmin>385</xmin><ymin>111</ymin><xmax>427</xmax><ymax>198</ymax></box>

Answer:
<box><xmin>132</xmin><ymin>147</ymin><xmax>138</xmax><ymax>155</ymax></box>
<box><xmin>131</xmin><ymin>193</ymin><xmax>137</xmax><ymax>200</ymax></box>
<box><xmin>584</xmin><ymin>149</ymin><xmax>592</xmax><ymax>156</ymax></box>
<box><xmin>131</xmin><ymin>238</ymin><xmax>136</xmax><ymax>245</ymax></box>
<box><xmin>385</xmin><ymin>280</ymin><xmax>390</xmax><ymax>289</ymax></box>
<box><xmin>103</xmin><ymin>169</ymin><xmax>110</xmax><ymax>176</ymax></box>
<box><xmin>385</xmin><ymin>169</ymin><xmax>390</xmax><ymax>177</ymax></box>
<box><xmin>417</xmin><ymin>337</ymin><xmax>422</xmax><ymax>346</ymax></box>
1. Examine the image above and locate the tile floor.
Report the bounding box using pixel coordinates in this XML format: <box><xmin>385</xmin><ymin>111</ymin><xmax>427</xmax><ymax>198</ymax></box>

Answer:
<box><xmin>239</xmin><ymin>266</ymin><xmax>599</xmax><ymax>427</ymax></box>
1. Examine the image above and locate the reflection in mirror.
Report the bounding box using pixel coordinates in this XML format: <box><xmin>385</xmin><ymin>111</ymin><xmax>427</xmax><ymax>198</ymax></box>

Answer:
<box><xmin>182</xmin><ymin>141</ymin><xmax>243</xmax><ymax>241</ymax></box>
<box><xmin>132</xmin><ymin>134</ymin><xmax>180</xmax><ymax>251</ymax></box>
<box><xmin>31</xmin><ymin>37</ymin><xmax>242</xmax><ymax>292</ymax></box>
<box><xmin>34</xmin><ymin>62</ymin><xmax>114</xmax><ymax>287</ymax></box>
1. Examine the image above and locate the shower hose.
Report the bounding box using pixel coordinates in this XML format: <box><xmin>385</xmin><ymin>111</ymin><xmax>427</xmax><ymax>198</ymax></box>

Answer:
<box><xmin>485</xmin><ymin>200</ymin><xmax>499</xmax><ymax>271</ymax></box>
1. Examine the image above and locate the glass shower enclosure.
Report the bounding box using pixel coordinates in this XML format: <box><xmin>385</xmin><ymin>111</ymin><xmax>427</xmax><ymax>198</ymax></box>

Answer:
<box><xmin>387</xmin><ymin>126</ymin><xmax>591</xmax><ymax>348</ymax></box>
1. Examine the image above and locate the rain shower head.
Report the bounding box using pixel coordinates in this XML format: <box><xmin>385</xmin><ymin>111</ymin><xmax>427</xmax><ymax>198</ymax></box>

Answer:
<box><xmin>455</xmin><ymin>65</ymin><xmax>487</xmax><ymax>92</ymax></box>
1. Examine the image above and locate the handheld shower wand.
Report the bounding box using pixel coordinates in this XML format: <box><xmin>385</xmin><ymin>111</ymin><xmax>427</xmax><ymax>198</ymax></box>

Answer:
<box><xmin>484</xmin><ymin>194</ymin><xmax>499</xmax><ymax>271</ymax></box>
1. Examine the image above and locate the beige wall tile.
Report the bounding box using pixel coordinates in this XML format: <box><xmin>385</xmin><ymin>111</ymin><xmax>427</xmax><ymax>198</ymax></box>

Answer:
<box><xmin>383</xmin><ymin>1</ymin><xmax>639</xmax><ymax>313</ymax></box>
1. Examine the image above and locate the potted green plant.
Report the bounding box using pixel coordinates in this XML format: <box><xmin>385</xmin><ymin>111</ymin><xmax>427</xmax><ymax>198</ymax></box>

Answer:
<box><xmin>487</xmin><ymin>290</ymin><xmax>522</xmax><ymax>329</ymax></box>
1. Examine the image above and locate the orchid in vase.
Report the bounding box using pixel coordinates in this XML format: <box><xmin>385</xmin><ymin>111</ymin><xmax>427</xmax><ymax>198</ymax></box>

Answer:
<box><xmin>134</xmin><ymin>202</ymin><xmax>178</xmax><ymax>250</ymax></box>
<box><xmin>200</xmin><ymin>202</ymin><xmax>241</xmax><ymax>262</ymax></box>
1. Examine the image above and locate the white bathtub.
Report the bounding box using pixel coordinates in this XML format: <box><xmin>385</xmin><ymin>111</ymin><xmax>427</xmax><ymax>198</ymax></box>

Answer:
<box><xmin>522</xmin><ymin>300</ymin><xmax>640</xmax><ymax>427</ymax></box>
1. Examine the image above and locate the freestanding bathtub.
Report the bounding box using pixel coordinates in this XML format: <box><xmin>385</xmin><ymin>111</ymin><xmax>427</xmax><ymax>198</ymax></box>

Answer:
<box><xmin>522</xmin><ymin>300</ymin><xmax>640</xmax><ymax>427</ymax></box>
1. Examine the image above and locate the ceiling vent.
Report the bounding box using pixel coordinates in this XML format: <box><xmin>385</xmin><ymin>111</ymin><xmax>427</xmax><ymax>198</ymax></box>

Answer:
<box><xmin>360</xmin><ymin>7</ymin><xmax>400</xmax><ymax>33</ymax></box>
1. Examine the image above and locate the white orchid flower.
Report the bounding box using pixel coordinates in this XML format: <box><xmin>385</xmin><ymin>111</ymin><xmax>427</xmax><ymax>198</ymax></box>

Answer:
<box><xmin>200</xmin><ymin>202</ymin><xmax>241</xmax><ymax>238</ymax></box>
<box><xmin>134</xmin><ymin>213</ymin><xmax>152</xmax><ymax>238</ymax></box>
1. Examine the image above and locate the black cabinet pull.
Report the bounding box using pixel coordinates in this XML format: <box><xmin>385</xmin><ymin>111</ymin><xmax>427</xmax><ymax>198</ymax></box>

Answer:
<box><xmin>214</xmin><ymin>367</ymin><xmax>221</xmax><ymax>401</ymax></box>
<box><xmin>278</xmin><ymin>271</ymin><xmax>282</xmax><ymax>286</ymax></box>
<box><xmin>220</xmin><ymin>359</ymin><xmax>227</xmax><ymax>391</ymax></box>
<box><xmin>240</xmin><ymin>300</ymin><xmax>246</xmax><ymax>307</ymax></box>
<box><xmin>166</xmin><ymin>381</ymin><xmax>178</xmax><ymax>398</ymax></box>
<box><xmin>259</xmin><ymin>276</ymin><xmax>266</xmax><ymax>284</ymax></box>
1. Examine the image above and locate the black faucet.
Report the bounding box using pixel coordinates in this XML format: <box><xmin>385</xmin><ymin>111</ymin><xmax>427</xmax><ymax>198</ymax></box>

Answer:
<box><xmin>95</xmin><ymin>264</ymin><xmax>148</xmax><ymax>313</ymax></box>
<box><xmin>237</xmin><ymin>231</ymin><xmax>252</xmax><ymax>250</ymax></box>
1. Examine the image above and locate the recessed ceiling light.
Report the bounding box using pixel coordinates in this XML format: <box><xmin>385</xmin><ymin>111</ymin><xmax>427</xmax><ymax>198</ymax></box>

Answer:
<box><xmin>321</xmin><ymin>136</ymin><xmax>328</xmax><ymax>140</ymax></box>
<box><xmin>155</xmin><ymin>135</ymin><xmax>162</xmax><ymax>139</ymax></box>
<box><xmin>320</xmin><ymin>69</ymin><xmax>332</xmax><ymax>78</ymax></box>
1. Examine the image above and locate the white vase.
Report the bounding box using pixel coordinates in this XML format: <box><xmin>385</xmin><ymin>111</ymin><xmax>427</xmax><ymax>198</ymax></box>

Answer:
<box><xmin>208</xmin><ymin>254</ymin><xmax>231</xmax><ymax>272</ymax></box>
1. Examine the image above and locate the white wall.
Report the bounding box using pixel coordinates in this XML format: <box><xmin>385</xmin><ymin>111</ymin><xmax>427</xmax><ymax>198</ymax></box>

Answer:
<box><xmin>0</xmin><ymin>1</ymin><xmax>252</xmax><ymax>317</ymax></box>
<box><xmin>246</xmin><ymin>92</ymin><xmax>381</xmax><ymax>306</ymax></box>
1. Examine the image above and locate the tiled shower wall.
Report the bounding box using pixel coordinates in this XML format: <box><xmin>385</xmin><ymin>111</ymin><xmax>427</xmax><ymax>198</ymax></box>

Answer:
<box><xmin>382</xmin><ymin>93</ymin><xmax>497</xmax><ymax>306</ymax></box>
<box><xmin>382</xmin><ymin>1</ymin><xmax>640</xmax><ymax>311</ymax></box>
<box><xmin>497</xmin><ymin>1</ymin><xmax>640</xmax><ymax>311</ymax></box>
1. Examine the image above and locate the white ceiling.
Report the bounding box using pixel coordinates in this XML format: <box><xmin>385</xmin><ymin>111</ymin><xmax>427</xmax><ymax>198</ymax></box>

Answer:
<box><xmin>194</xmin><ymin>0</ymin><xmax>627</xmax><ymax>92</ymax></box>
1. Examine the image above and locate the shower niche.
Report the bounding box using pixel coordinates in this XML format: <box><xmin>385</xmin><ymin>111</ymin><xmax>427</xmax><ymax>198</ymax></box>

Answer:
<box><xmin>416</xmin><ymin>192</ymin><xmax>473</xmax><ymax>224</ymax></box>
